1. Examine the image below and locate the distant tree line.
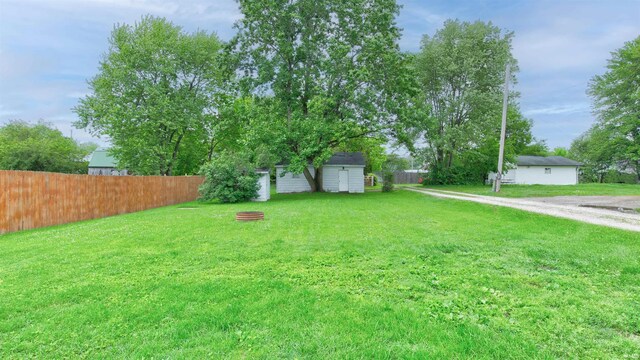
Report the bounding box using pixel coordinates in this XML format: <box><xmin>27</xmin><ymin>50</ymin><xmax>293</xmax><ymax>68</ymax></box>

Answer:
<box><xmin>0</xmin><ymin>120</ymin><xmax>96</xmax><ymax>173</ymax></box>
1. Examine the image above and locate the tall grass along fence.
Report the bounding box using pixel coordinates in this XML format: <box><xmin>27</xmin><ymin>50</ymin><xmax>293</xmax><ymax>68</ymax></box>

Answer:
<box><xmin>0</xmin><ymin>171</ymin><xmax>204</xmax><ymax>234</ymax></box>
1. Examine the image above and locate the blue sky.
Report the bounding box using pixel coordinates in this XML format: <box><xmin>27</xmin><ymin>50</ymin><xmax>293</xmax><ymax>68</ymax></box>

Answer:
<box><xmin>1</xmin><ymin>0</ymin><xmax>639</xmax><ymax>150</ymax></box>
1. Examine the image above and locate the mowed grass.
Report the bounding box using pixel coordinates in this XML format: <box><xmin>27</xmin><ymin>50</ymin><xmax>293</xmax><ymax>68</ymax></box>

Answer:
<box><xmin>423</xmin><ymin>183</ymin><xmax>640</xmax><ymax>198</ymax></box>
<box><xmin>1</xmin><ymin>191</ymin><xmax>639</xmax><ymax>358</ymax></box>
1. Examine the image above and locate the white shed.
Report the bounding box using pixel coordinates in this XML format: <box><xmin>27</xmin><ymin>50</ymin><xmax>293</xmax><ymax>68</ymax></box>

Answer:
<box><xmin>276</xmin><ymin>152</ymin><xmax>365</xmax><ymax>193</ymax></box>
<box><xmin>253</xmin><ymin>170</ymin><xmax>271</xmax><ymax>202</ymax></box>
<box><xmin>489</xmin><ymin>156</ymin><xmax>582</xmax><ymax>185</ymax></box>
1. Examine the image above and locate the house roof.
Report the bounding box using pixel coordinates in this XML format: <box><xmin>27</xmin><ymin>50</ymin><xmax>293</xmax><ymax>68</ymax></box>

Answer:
<box><xmin>276</xmin><ymin>152</ymin><xmax>366</xmax><ymax>167</ymax></box>
<box><xmin>88</xmin><ymin>148</ymin><xmax>118</xmax><ymax>168</ymax></box>
<box><xmin>517</xmin><ymin>155</ymin><xmax>582</xmax><ymax>166</ymax></box>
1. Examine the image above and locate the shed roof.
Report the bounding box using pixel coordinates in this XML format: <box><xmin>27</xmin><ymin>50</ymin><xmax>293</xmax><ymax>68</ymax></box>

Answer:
<box><xmin>88</xmin><ymin>149</ymin><xmax>117</xmax><ymax>168</ymax></box>
<box><xmin>517</xmin><ymin>155</ymin><xmax>582</xmax><ymax>166</ymax></box>
<box><xmin>324</xmin><ymin>152</ymin><xmax>366</xmax><ymax>166</ymax></box>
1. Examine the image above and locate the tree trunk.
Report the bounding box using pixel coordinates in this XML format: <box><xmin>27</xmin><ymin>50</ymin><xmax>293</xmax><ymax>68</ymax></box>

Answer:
<box><xmin>207</xmin><ymin>137</ymin><xmax>217</xmax><ymax>161</ymax></box>
<box><xmin>436</xmin><ymin>148</ymin><xmax>444</xmax><ymax>167</ymax></box>
<box><xmin>166</xmin><ymin>133</ymin><xmax>185</xmax><ymax>176</ymax></box>
<box><xmin>157</xmin><ymin>150</ymin><xmax>167</xmax><ymax>176</ymax></box>
<box><xmin>302</xmin><ymin>166</ymin><xmax>317</xmax><ymax>192</ymax></box>
<box><xmin>314</xmin><ymin>166</ymin><xmax>323</xmax><ymax>192</ymax></box>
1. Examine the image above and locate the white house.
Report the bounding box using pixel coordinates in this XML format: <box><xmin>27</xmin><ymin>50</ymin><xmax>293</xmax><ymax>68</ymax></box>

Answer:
<box><xmin>276</xmin><ymin>152</ymin><xmax>365</xmax><ymax>193</ymax></box>
<box><xmin>88</xmin><ymin>148</ymin><xmax>128</xmax><ymax>176</ymax></box>
<box><xmin>489</xmin><ymin>155</ymin><xmax>582</xmax><ymax>185</ymax></box>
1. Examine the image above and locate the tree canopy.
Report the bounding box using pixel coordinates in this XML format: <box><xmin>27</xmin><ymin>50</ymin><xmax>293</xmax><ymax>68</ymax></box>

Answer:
<box><xmin>231</xmin><ymin>0</ymin><xmax>409</xmax><ymax>191</ymax></box>
<box><xmin>401</xmin><ymin>20</ymin><xmax>536</xmax><ymax>184</ymax></box>
<box><xmin>569</xmin><ymin>127</ymin><xmax>617</xmax><ymax>182</ymax></box>
<box><xmin>0</xmin><ymin>120</ymin><xmax>96</xmax><ymax>173</ymax></box>
<box><xmin>74</xmin><ymin>16</ymin><xmax>229</xmax><ymax>175</ymax></box>
<box><xmin>584</xmin><ymin>36</ymin><xmax>640</xmax><ymax>182</ymax></box>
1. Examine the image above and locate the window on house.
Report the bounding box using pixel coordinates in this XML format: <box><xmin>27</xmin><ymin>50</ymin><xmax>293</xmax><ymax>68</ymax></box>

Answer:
<box><xmin>545</xmin><ymin>168</ymin><xmax>551</xmax><ymax>174</ymax></box>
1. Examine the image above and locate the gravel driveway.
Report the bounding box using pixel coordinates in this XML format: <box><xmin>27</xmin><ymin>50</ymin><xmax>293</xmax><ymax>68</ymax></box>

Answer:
<box><xmin>523</xmin><ymin>195</ymin><xmax>640</xmax><ymax>213</ymax></box>
<box><xmin>407</xmin><ymin>188</ymin><xmax>640</xmax><ymax>232</ymax></box>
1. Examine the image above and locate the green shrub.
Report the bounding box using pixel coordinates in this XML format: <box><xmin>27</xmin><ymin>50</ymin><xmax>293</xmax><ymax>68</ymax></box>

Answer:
<box><xmin>603</xmin><ymin>170</ymin><xmax>638</xmax><ymax>184</ymax></box>
<box><xmin>578</xmin><ymin>167</ymin><xmax>639</xmax><ymax>184</ymax></box>
<box><xmin>422</xmin><ymin>163</ymin><xmax>486</xmax><ymax>185</ymax></box>
<box><xmin>199</xmin><ymin>154</ymin><xmax>259</xmax><ymax>203</ymax></box>
<box><xmin>382</xmin><ymin>172</ymin><xmax>394</xmax><ymax>192</ymax></box>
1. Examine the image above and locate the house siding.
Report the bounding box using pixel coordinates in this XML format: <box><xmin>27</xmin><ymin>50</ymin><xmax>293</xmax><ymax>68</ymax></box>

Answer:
<box><xmin>322</xmin><ymin>167</ymin><xmax>340</xmax><ymax>191</ymax></box>
<box><xmin>489</xmin><ymin>166</ymin><xmax>579</xmax><ymax>185</ymax></box>
<box><xmin>322</xmin><ymin>166</ymin><xmax>364</xmax><ymax>193</ymax></box>
<box><xmin>276</xmin><ymin>165</ymin><xmax>364</xmax><ymax>193</ymax></box>
<box><xmin>276</xmin><ymin>166</ymin><xmax>315</xmax><ymax>193</ymax></box>
<box><xmin>347</xmin><ymin>167</ymin><xmax>365</xmax><ymax>193</ymax></box>
<box><xmin>514</xmin><ymin>166</ymin><xmax>579</xmax><ymax>185</ymax></box>
<box><xmin>88</xmin><ymin>167</ymin><xmax>128</xmax><ymax>176</ymax></box>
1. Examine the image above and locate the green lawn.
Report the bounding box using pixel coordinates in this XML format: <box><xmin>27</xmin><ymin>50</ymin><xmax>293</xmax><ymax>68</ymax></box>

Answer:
<box><xmin>422</xmin><ymin>183</ymin><xmax>640</xmax><ymax>198</ymax></box>
<box><xmin>1</xmin><ymin>191</ymin><xmax>639</xmax><ymax>358</ymax></box>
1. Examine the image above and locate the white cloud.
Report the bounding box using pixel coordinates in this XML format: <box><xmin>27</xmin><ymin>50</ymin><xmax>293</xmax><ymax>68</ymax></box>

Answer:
<box><xmin>408</xmin><ymin>7</ymin><xmax>447</xmax><ymax>26</ymax></box>
<box><xmin>3</xmin><ymin>0</ymin><xmax>241</xmax><ymax>26</ymax></box>
<box><xmin>48</xmin><ymin>114</ymin><xmax>76</xmax><ymax>122</ymax></box>
<box><xmin>7</xmin><ymin>0</ymin><xmax>178</xmax><ymax>16</ymax></box>
<box><xmin>397</xmin><ymin>1</ymin><xmax>449</xmax><ymax>51</ymax></box>
<box><xmin>514</xmin><ymin>25</ymin><xmax>638</xmax><ymax>74</ymax></box>
<box><xmin>523</xmin><ymin>102</ymin><xmax>590</xmax><ymax>116</ymax></box>
<box><xmin>0</xmin><ymin>105</ymin><xmax>21</xmax><ymax>118</ymax></box>
<box><xmin>0</xmin><ymin>52</ymin><xmax>54</xmax><ymax>80</ymax></box>
<box><xmin>512</xmin><ymin>2</ymin><xmax>640</xmax><ymax>74</ymax></box>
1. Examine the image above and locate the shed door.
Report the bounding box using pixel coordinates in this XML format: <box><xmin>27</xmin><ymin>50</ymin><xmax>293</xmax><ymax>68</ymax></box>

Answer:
<box><xmin>338</xmin><ymin>170</ymin><xmax>349</xmax><ymax>192</ymax></box>
<box><xmin>263</xmin><ymin>174</ymin><xmax>271</xmax><ymax>200</ymax></box>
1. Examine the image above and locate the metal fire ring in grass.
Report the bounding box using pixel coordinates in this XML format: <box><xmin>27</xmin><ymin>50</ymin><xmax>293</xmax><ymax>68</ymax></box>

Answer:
<box><xmin>236</xmin><ymin>211</ymin><xmax>264</xmax><ymax>221</ymax></box>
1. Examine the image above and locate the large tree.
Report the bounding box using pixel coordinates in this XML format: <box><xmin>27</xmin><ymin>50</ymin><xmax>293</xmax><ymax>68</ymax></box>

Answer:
<box><xmin>74</xmin><ymin>16</ymin><xmax>228</xmax><ymax>175</ymax></box>
<box><xmin>569</xmin><ymin>127</ymin><xmax>618</xmax><ymax>183</ymax></box>
<box><xmin>232</xmin><ymin>0</ymin><xmax>408</xmax><ymax>191</ymax></box>
<box><xmin>403</xmin><ymin>20</ymin><xmax>535</xmax><ymax>183</ymax></box>
<box><xmin>586</xmin><ymin>36</ymin><xmax>640</xmax><ymax>181</ymax></box>
<box><xmin>0</xmin><ymin>120</ymin><xmax>96</xmax><ymax>173</ymax></box>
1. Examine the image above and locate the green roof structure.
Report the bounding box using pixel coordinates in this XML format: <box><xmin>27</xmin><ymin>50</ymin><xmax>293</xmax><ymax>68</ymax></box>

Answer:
<box><xmin>88</xmin><ymin>148</ymin><xmax>118</xmax><ymax>168</ymax></box>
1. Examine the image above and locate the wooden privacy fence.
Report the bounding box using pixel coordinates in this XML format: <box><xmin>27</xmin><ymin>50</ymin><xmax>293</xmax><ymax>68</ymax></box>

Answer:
<box><xmin>0</xmin><ymin>171</ymin><xmax>204</xmax><ymax>234</ymax></box>
<box><xmin>394</xmin><ymin>172</ymin><xmax>426</xmax><ymax>184</ymax></box>
<box><xmin>374</xmin><ymin>171</ymin><xmax>427</xmax><ymax>184</ymax></box>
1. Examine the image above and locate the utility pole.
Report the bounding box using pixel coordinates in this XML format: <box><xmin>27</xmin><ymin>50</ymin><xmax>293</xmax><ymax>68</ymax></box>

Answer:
<box><xmin>493</xmin><ymin>63</ymin><xmax>510</xmax><ymax>192</ymax></box>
